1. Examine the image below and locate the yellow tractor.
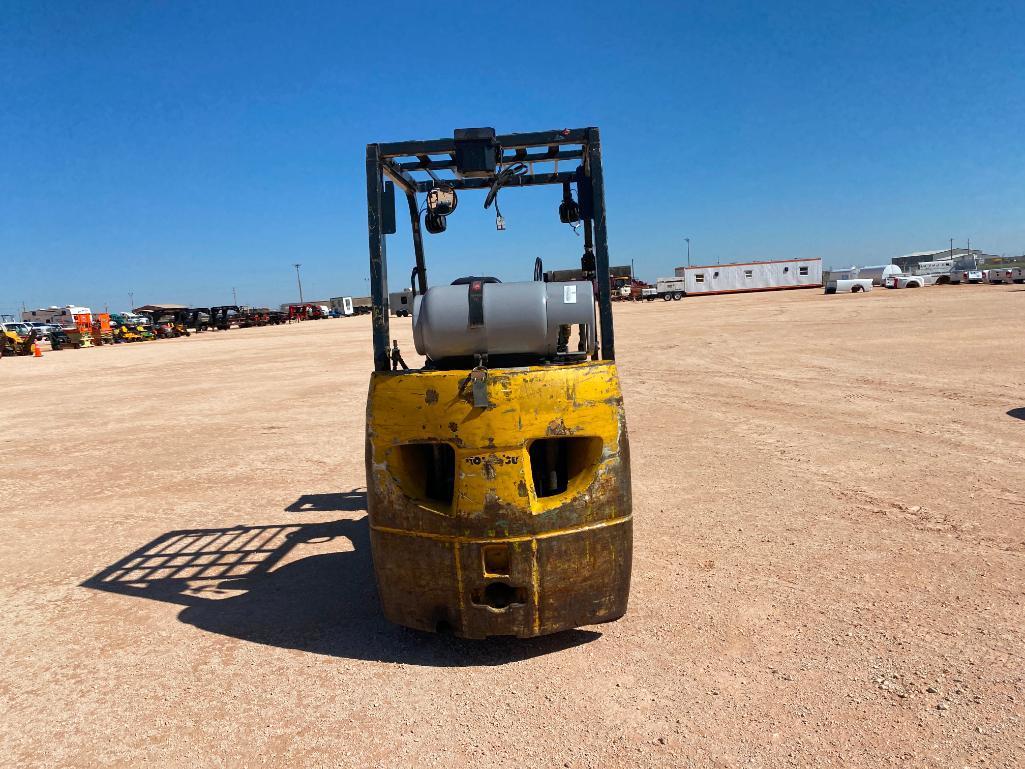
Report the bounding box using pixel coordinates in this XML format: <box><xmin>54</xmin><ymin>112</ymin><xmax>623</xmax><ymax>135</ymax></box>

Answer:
<box><xmin>364</xmin><ymin>127</ymin><xmax>631</xmax><ymax>638</ymax></box>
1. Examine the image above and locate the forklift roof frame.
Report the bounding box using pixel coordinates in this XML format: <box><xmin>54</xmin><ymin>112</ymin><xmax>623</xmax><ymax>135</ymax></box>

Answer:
<box><xmin>365</xmin><ymin>127</ymin><xmax>615</xmax><ymax>372</ymax></box>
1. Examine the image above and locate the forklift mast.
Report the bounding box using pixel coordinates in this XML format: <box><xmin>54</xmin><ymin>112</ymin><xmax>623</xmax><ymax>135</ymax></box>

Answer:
<box><xmin>366</xmin><ymin>127</ymin><xmax>615</xmax><ymax>371</ymax></box>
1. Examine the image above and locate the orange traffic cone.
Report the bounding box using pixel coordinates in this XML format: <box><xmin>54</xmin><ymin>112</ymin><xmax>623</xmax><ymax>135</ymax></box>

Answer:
<box><xmin>33</xmin><ymin>342</ymin><xmax>42</xmax><ymax>358</ymax></box>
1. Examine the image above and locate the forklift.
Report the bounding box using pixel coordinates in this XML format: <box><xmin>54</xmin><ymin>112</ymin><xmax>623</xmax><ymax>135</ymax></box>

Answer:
<box><xmin>364</xmin><ymin>127</ymin><xmax>632</xmax><ymax>639</ymax></box>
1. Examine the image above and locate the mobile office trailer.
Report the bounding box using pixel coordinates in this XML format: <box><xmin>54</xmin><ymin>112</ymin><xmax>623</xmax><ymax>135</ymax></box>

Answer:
<box><xmin>681</xmin><ymin>258</ymin><xmax>822</xmax><ymax>296</ymax></box>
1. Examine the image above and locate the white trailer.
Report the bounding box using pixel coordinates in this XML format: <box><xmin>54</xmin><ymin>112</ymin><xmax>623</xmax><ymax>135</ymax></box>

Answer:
<box><xmin>390</xmin><ymin>289</ymin><xmax>414</xmax><ymax>317</ymax></box>
<box><xmin>654</xmin><ymin>278</ymin><xmax>686</xmax><ymax>301</ymax></box>
<box><xmin>986</xmin><ymin>268</ymin><xmax>1014</xmax><ymax>284</ymax></box>
<box><xmin>680</xmin><ymin>258</ymin><xmax>822</xmax><ymax>296</ymax></box>
<box><xmin>825</xmin><ymin>278</ymin><xmax>873</xmax><ymax>294</ymax></box>
<box><xmin>1013</xmin><ymin>267</ymin><xmax>1025</xmax><ymax>284</ymax></box>
<box><xmin>22</xmin><ymin>305</ymin><xmax>92</xmax><ymax>328</ymax></box>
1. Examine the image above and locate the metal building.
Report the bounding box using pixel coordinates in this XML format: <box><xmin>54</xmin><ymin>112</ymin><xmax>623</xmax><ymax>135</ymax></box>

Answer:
<box><xmin>674</xmin><ymin>258</ymin><xmax>822</xmax><ymax>296</ymax></box>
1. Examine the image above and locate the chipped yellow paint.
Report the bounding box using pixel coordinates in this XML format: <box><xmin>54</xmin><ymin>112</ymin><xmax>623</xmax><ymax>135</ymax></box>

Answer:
<box><xmin>367</xmin><ymin>360</ymin><xmax>624</xmax><ymax>519</ymax></box>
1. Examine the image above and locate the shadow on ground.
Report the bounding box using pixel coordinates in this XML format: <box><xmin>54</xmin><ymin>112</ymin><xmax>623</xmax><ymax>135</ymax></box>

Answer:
<box><xmin>1008</xmin><ymin>408</ymin><xmax>1025</xmax><ymax>421</ymax></box>
<box><xmin>81</xmin><ymin>489</ymin><xmax>598</xmax><ymax>666</ymax></box>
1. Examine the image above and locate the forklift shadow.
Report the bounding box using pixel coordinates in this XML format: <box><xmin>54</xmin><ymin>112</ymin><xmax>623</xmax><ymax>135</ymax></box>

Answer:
<box><xmin>1009</xmin><ymin>408</ymin><xmax>1025</xmax><ymax>421</ymax></box>
<box><xmin>81</xmin><ymin>497</ymin><xmax>599</xmax><ymax>666</ymax></box>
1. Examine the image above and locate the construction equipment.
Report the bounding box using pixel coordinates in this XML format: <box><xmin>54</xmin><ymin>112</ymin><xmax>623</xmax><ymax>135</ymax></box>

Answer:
<box><xmin>1</xmin><ymin>321</ymin><xmax>38</xmax><ymax>356</ymax></box>
<box><xmin>210</xmin><ymin>305</ymin><xmax>239</xmax><ymax>330</ymax></box>
<box><xmin>90</xmin><ymin>314</ymin><xmax>114</xmax><ymax>346</ymax></box>
<box><xmin>65</xmin><ymin>314</ymin><xmax>94</xmax><ymax>348</ymax></box>
<box><xmin>363</xmin><ymin>127</ymin><xmax>631</xmax><ymax>639</ymax></box>
<box><xmin>138</xmin><ymin>309</ymin><xmax>188</xmax><ymax>337</ymax></box>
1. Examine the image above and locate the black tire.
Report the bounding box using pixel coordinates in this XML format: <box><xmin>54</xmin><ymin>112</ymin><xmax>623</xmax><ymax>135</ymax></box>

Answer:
<box><xmin>850</xmin><ymin>285</ymin><xmax>861</xmax><ymax>293</ymax></box>
<box><xmin>662</xmin><ymin>294</ymin><xmax>672</xmax><ymax>302</ymax></box>
<box><xmin>672</xmin><ymin>292</ymin><xmax>683</xmax><ymax>300</ymax></box>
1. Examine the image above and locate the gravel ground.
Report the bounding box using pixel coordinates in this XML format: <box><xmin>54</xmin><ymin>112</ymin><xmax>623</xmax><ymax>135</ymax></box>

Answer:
<box><xmin>1</xmin><ymin>285</ymin><xmax>1023</xmax><ymax>768</ymax></box>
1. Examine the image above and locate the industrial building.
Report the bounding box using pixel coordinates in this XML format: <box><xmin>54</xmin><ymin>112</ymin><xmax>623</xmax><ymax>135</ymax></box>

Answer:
<box><xmin>672</xmin><ymin>258</ymin><xmax>822</xmax><ymax>296</ymax></box>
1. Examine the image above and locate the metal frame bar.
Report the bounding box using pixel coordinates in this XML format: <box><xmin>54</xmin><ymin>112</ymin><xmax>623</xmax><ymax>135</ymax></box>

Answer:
<box><xmin>366</xmin><ymin>127</ymin><xmax>616</xmax><ymax>371</ymax></box>
<box><xmin>377</xmin><ymin>129</ymin><xmax>590</xmax><ymax>159</ymax></box>
<box><xmin>396</xmin><ymin>147</ymin><xmax>583</xmax><ymax>174</ymax></box>
<box><xmin>366</xmin><ymin>143</ymin><xmax>391</xmax><ymax>371</ymax></box>
<box><xmin>586</xmin><ymin>128</ymin><xmax>615</xmax><ymax>360</ymax></box>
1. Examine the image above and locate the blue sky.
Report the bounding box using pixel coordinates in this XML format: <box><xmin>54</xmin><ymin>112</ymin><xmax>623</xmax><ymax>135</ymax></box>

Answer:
<box><xmin>2</xmin><ymin>1</ymin><xmax>1024</xmax><ymax>313</ymax></box>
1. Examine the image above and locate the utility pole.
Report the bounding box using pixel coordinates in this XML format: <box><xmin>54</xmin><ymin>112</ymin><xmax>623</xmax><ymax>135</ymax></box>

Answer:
<box><xmin>129</xmin><ymin>291</ymin><xmax>134</xmax><ymax>310</ymax></box>
<box><xmin>967</xmin><ymin>237</ymin><xmax>972</xmax><ymax>267</ymax></box>
<box><xmin>232</xmin><ymin>287</ymin><xmax>238</xmax><ymax>306</ymax></box>
<box><xmin>950</xmin><ymin>238</ymin><xmax>954</xmax><ymax>261</ymax></box>
<box><xmin>293</xmin><ymin>264</ymin><xmax>304</xmax><ymax>304</ymax></box>
<box><xmin>685</xmin><ymin>237</ymin><xmax>691</xmax><ymax>267</ymax></box>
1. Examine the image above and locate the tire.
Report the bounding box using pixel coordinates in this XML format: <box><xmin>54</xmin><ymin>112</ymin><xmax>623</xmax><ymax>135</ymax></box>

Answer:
<box><xmin>907</xmin><ymin>282</ymin><xmax>921</xmax><ymax>288</ymax></box>
<box><xmin>672</xmin><ymin>292</ymin><xmax>683</xmax><ymax>300</ymax></box>
<box><xmin>850</xmin><ymin>285</ymin><xmax>861</xmax><ymax>293</ymax></box>
<box><xmin>662</xmin><ymin>294</ymin><xmax>672</xmax><ymax>302</ymax></box>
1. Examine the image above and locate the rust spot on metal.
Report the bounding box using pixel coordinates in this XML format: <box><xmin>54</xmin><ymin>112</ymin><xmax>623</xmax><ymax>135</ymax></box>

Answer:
<box><xmin>517</xmin><ymin>480</ymin><xmax>529</xmax><ymax>498</ymax></box>
<box><xmin>545</xmin><ymin>418</ymin><xmax>575</xmax><ymax>436</ymax></box>
<box><xmin>483</xmin><ymin>461</ymin><xmax>497</xmax><ymax>481</ymax></box>
<box><xmin>483</xmin><ymin>490</ymin><xmax>503</xmax><ymax>515</ymax></box>
<box><xmin>448</xmin><ymin>421</ymin><xmax>459</xmax><ymax>432</ymax></box>
<box><xmin>425</xmin><ymin>388</ymin><xmax>439</xmax><ymax>404</ymax></box>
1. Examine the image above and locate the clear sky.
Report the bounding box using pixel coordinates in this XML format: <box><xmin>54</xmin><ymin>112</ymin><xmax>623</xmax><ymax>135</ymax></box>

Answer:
<box><xmin>2</xmin><ymin>1</ymin><xmax>1024</xmax><ymax>314</ymax></box>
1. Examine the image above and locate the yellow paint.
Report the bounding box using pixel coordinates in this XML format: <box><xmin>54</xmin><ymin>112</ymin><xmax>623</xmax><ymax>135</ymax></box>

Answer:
<box><xmin>367</xmin><ymin>360</ymin><xmax>625</xmax><ymax>521</ymax></box>
<box><xmin>369</xmin><ymin>515</ymin><xmax>632</xmax><ymax>544</ymax></box>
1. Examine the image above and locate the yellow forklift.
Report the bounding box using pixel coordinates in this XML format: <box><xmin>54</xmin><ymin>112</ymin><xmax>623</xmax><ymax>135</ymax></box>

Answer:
<box><xmin>364</xmin><ymin>127</ymin><xmax>631</xmax><ymax>638</ymax></box>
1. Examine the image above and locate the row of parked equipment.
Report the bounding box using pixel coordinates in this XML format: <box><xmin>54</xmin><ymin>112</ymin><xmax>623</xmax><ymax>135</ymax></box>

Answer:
<box><xmin>0</xmin><ymin>303</ymin><xmax>339</xmax><ymax>358</ymax></box>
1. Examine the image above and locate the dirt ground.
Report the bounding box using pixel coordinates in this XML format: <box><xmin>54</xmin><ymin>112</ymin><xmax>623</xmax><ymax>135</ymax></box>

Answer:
<box><xmin>1</xmin><ymin>285</ymin><xmax>1023</xmax><ymax>768</ymax></box>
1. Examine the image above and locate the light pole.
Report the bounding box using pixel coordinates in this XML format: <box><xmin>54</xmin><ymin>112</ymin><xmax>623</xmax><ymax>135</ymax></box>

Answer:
<box><xmin>685</xmin><ymin>238</ymin><xmax>691</xmax><ymax>267</ymax></box>
<box><xmin>129</xmin><ymin>291</ymin><xmax>134</xmax><ymax>310</ymax></box>
<box><xmin>293</xmin><ymin>264</ymin><xmax>304</xmax><ymax>304</ymax></box>
<box><xmin>232</xmin><ymin>287</ymin><xmax>238</xmax><ymax>306</ymax></box>
<box><xmin>950</xmin><ymin>238</ymin><xmax>954</xmax><ymax>261</ymax></box>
